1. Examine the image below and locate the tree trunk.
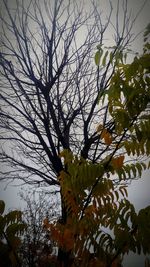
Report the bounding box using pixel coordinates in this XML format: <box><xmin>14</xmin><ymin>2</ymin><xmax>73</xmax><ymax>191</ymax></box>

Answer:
<box><xmin>57</xmin><ymin>194</ymin><xmax>72</xmax><ymax>267</ymax></box>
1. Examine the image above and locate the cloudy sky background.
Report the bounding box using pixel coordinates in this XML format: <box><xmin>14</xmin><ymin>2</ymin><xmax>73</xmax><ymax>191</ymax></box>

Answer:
<box><xmin>0</xmin><ymin>0</ymin><xmax>150</xmax><ymax>266</ymax></box>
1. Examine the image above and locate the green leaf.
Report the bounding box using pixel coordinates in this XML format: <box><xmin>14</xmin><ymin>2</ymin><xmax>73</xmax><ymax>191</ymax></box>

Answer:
<box><xmin>102</xmin><ymin>50</ymin><xmax>108</xmax><ymax>66</ymax></box>
<box><xmin>6</xmin><ymin>223</ymin><xmax>26</xmax><ymax>237</ymax></box>
<box><xmin>135</xmin><ymin>162</ymin><xmax>142</xmax><ymax>177</ymax></box>
<box><xmin>95</xmin><ymin>51</ymin><xmax>100</xmax><ymax>66</ymax></box>
<box><xmin>0</xmin><ymin>215</ymin><xmax>4</xmax><ymax>237</ymax></box>
<box><xmin>4</xmin><ymin>210</ymin><xmax>22</xmax><ymax>225</ymax></box>
<box><xmin>94</xmin><ymin>49</ymin><xmax>103</xmax><ymax>66</ymax></box>
<box><xmin>109</xmin><ymin>51</ymin><xmax>113</xmax><ymax>64</ymax></box>
<box><xmin>0</xmin><ymin>200</ymin><xmax>5</xmax><ymax>215</ymax></box>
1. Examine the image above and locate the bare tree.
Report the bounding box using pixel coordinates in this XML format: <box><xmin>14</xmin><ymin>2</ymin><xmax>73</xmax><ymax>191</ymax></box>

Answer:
<box><xmin>0</xmin><ymin>0</ymin><xmax>143</xmax><ymax>187</ymax></box>
<box><xmin>19</xmin><ymin>189</ymin><xmax>59</xmax><ymax>267</ymax></box>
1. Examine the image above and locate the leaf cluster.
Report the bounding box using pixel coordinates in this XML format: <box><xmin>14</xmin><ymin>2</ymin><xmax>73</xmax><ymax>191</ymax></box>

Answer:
<box><xmin>0</xmin><ymin>200</ymin><xmax>26</xmax><ymax>267</ymax></box>
<box><xmin>43</xmin><ymin>151</ymin><xmax>150</xmax><ymax>267</ymax></box>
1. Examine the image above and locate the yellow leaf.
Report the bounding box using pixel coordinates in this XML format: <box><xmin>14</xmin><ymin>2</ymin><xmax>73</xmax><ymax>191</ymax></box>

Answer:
<box><xmin>59</xmin><ymin>150</ymin><xmax>66</xmax><ymax>157</ymax></box>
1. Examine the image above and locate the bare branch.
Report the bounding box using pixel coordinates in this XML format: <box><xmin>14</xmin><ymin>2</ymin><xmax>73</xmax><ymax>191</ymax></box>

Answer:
<box><xmin>0</xmin><ymin>0</ymin><xmax>144</xmax><ymax>187</ymax></box>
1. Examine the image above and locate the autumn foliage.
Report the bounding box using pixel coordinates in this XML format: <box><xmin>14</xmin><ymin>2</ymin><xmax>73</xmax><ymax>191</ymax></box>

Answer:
<box><xmin>42</xmin><ymin>151</ymin><xmax>150</xmax><ymax>267</ymax></box>
<box><xmin>41</xmin><ymin>26</ymin><xmax>150</xmax><ymax>267</ymax></box>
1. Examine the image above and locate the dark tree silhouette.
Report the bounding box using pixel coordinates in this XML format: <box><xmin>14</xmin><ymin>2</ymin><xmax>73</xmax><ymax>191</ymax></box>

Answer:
<box><xmin>0</xmin><ymin>0</ymin><xmax>143</xmax><ymax>187</ymax></box>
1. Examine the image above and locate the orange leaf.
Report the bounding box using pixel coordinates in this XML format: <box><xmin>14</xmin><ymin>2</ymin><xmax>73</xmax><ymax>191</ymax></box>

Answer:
<box><xmin>63</xmin><ymin>228</ymin><xmax>74</xmax><ymax>251</ymax></box>
<box><xmin>103</xmin><ymin>132</ymin><xmax>113</xmax><ymax>145</ymax></box>
<box><xmin>111</xmin><ymin>258</ymin><xmax>120</xmax><ymax>267</ymax></box>
<box><xmin>93</xmin><ymin>198</ymin><xmax>97</xmax><ymax>209</ymax></box>
<box><xmin>43</xmin><ymin>218</ymin><xmax>50</xmax><ymax>229</ymax></box>
<box><xmin>112</xmin><ymin>155</ymin><xmax>125</xmax><ymax>169</ymax></box>
<box><xmin>100</xmin><ymin>128</ymin><xmax>113</xmax><ymax>145</ymax></box>
<box><xmin>101</xmin><ymin>128</ymin><xmax>108</xmax><ymax>139</ymax></box>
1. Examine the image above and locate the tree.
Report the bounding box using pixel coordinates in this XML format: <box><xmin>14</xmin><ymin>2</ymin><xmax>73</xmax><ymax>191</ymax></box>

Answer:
<box><xmin>43</xmin><ymin>27</ymin><xmax>150</xmax><ymax>267</ymax></box>
<box><xmin>0</xmin><ymin>0</ymin><xmax>150</xmax><ymax>265</ymax></box>
<box><xmin>19</xmin><ymin>189</ymin><xmax>60</xmax><ymax>267</ymax></box>
<box><xmin>0</xmin><ymin>0</ymin><xmax>146</xmax><ymax>186</ymax></box>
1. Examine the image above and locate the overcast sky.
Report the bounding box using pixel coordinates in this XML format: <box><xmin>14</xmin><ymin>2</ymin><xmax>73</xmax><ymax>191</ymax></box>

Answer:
<box><xmin>0</xmin><ymin>0</ymin><xmax>150</xmax><ymax>266</ymax></box>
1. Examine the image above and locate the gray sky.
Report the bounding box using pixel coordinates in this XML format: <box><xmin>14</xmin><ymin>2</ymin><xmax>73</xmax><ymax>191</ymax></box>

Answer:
<box><xmin>0</xmin><ymin>0</ymin><xmax>150</xmax><ymax>266</ymax></box>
